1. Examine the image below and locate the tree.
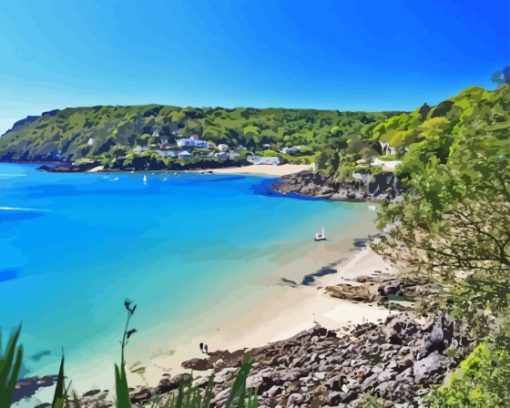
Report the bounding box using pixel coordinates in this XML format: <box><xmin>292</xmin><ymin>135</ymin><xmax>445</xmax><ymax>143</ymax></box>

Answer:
<box><xmin>376</xmin><ymin>127</ymin><xmax>510</xmax><ymax>333</ymax></box>
<box><xmin>491</xmin><ymin>66</ymin><xmax>510</xmax><ymax>87</ymax></box>
<box><xmin>136</xmin><ymin>133</ymin><xmax>152</xmax><ymax>147</ymax></box>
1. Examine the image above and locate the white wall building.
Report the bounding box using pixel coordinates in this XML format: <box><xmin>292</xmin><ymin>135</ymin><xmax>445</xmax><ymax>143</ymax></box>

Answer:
<box><xmin>247</xmin><ymin>155</ymin><xmax>282</xmax><ymax>166</ymax></box>
<box><xmin>176</xmin><ymin>138</ymin><xmax>209</xmax><ymax>148</ymax></box>
<box><xmin>178</xmin><ymin>150</ymin><xmax>193</xmax><ymax>159</ymax></box>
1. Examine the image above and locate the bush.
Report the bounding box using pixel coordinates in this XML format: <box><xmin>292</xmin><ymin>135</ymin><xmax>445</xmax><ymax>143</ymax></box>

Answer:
<box><xmin>427</xmin><ymin>323</ymin><xmax>510</xmax><ymax>407</ymax></box>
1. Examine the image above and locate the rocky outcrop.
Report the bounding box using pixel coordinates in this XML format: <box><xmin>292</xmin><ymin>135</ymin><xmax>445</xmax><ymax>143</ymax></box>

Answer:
<box><xmin>326</xmin><ymin>273</ymin><xmax>446</xmax><ymax>306</ymax></box>
<box><xmin>194</xmin><ymin>313</ymin><xmax>469</xmax><ymax>407</ymax></box>
<box><xmin>273</xmin><ymin>171</ymin><xmax>402</xmax><ymax>201</ymax></box>
<box><xmin>75</xmin><ymin>313</ymin><xmax>470</xmax><ymax>407</ymax></box>
<box><xmin>12</xmin><ymin>375</ymin><xmax>58</xmax><ymax>404</ymax></box>
<box><xmin>38</xmin><ymin>162</ymin><xmax>102</xmax><ymax>172</ymax></box>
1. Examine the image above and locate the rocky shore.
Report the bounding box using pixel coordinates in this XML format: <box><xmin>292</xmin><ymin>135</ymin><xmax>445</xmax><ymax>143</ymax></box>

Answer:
<box><xmin>273</xmin><ymin>171</ymin><xmax>402</xmax><ymax>201</ymax></box>
<box><xmin>63</xmin><ymin>312</ymin><xmax>469</xmax><ymax>408</ymax></box>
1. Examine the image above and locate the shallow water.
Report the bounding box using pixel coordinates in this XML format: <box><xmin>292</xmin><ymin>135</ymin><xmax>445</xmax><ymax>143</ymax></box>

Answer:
<box><xmin>0</xmin><ymin>162</ymin><xmax>376</xmax><ymax>393</ymax></box>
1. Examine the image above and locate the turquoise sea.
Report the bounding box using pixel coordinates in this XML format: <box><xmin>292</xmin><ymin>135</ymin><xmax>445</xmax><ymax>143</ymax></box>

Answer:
<box><xmin>0</xmin><ymin>162</ymin><xmax>375</xmax><ymax>393</ymax></box>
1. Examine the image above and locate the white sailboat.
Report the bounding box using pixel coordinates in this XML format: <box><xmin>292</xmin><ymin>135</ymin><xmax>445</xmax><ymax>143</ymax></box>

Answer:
<box><xmin>143</xmin><ymin>175</ymin><xmax>148</xmax><ymax>185</ymax></box>
<box><xmin>314</xmin><ymin>227</ymin><xmax>326</xmax><ymax>241</ymax></box>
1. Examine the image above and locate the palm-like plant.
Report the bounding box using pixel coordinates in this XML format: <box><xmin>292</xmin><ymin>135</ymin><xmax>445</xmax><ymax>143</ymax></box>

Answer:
<box><xmin>0</xmin><ymin>326</ymin><xmax>23</xmax><ymax>408</ymax></box>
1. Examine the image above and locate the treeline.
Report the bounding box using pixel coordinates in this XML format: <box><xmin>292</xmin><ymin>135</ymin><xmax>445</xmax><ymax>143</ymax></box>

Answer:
<box><xmin>0</xmin><ymin>104</ymin><xmax>392</xmax><ymax>165</ymax></box>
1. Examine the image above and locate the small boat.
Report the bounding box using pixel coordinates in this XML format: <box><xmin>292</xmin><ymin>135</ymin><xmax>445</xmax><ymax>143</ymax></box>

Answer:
<box><xmin>143</xmin><ymin>175</ymin><xmax>148</xmax><ymax>185</ymax></box>
<box><xmin>314</xmin><ymin>227</ymin><xmax>327</xmax><ymax>241</ymax></box>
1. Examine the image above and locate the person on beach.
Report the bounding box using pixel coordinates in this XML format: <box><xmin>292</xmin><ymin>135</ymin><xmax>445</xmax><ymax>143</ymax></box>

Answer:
<box><xmin>199</xmin><ymin>342</ymin><xmax>204</xmax><ymax>353</ymax></box>
<box><xmin>204</xmin><ymin>344</ymin><xmax>209</xmax><ymax>354</ymax></box>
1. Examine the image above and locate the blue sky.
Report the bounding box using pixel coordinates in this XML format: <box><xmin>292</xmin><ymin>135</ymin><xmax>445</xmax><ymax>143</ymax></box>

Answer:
<box><xmin>1</xmin><ymin>0</ymin><xmax>508</xmax><ymax>133</ymax></box>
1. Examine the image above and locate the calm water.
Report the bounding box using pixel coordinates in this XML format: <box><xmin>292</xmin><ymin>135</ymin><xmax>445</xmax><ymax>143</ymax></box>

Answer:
<box><xmin>0</xmin><ymin>163</ymin><xmax>374</xmax><ymax>390</ymax></box>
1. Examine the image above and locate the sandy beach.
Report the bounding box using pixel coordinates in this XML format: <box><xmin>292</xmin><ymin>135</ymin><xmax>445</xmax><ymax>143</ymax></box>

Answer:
<box><xmin>133</xmin><ymin>246</ymin><xmax>393</xmax><ymax>387</ymax></box>
<box><xmin>205</xmin><ymin>164</ymin><xmax>314</xmax><ymax>176</ymax></box>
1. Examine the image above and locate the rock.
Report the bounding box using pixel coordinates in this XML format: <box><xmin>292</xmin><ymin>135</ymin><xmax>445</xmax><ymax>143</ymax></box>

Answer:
<box><xmin>181</xmin><ymin>357</ymin><xmax>214</xmax><ymax>371</ymax></box>
<box><xmin>273</xmin><ymin>171</ymin><xmax>401</xmax><ymax>202</ymax></box>
<box><xmin>326</xmin><ymin>283</ymin><xmax>376</xmax><ymax>302</ymax></box>
<box><xmin>287</xmin><ymin>393</ymin><xmax>304</xmax><ymax>406</ymax></box>
<box><xmin>324</xmin><ymin>374</ymin><xmax>345</xmax><ymax>391</ymax></box>
<box><xmin>266</xmin><ymin>385</ymin><xmax>283</xmax><ymax>397</ymax></box>
<box><xmin>130</xmin><ymin>387</ymin><xmax>151</xmax><ymax>403</ymax></box>
<box><xmin>413</xmin><ymin>351</ymin><xmax>449</xmax><ymax>384</ymax></box>
<box><xmin>83</xmin><ymin>389</ymin><xmax>102</xmax><ymax>397</ymax></box>
<box><xmin>383</xmin><ymin>313</ymin><xmax>418</xmax><ymax>345</ymax></box>
<box><xmin>375</xmin><ymin>380</ymin><xmax>397</xmax><ymax>398</ymax></box>
<box><xmin>395</xmin><ymin>367</ymin><xmax>414</xmax><ymax>383</ymax></box>
<box><xmin>155</xmin><ymin>373</ymin><xmax>192</xmax><ymax>394</ymax></box>
<box><xmin>327</xmin><ymin>391</ymin><xmax>343</xmax><ymax>405</ymax></box>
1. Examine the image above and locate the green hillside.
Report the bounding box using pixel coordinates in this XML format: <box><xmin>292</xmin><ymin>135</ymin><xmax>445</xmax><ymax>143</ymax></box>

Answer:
<box><xmin>0</xmin><ymin>105</ymin><xmax>392</xmax><ymax>167</ymax></box>
<box><xmin>317</xmin><ymin>84</ymin><xmax>510</xmax><ymax>177</ymax></box>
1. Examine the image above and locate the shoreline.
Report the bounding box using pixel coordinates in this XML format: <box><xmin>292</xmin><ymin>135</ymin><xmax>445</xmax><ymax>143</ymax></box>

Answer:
<box><xmin>127</xmin><ymin>245</ymin><xmax>393</xmax><ymax>388</ymax></box>
<box><xmin>196</xmin><ymin>163</ymin><xmax>314</xmax><ymax>177</ymax></box>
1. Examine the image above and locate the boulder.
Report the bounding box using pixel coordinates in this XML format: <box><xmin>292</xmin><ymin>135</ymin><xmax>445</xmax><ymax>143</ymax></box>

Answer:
<box><xmin>413</xmin><ymin>351</ymin><xmax>449</xmax><ymax>384</ymax></box>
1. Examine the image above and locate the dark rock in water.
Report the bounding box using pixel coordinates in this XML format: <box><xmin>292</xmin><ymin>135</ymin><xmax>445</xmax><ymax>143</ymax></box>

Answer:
<box><xmin>273</xmin><ymin>170</ymin><xmax>402</xmax><ymax>202</ymax></box>
<box><xmin>281</xmin><ymin>277</ymin><xmax>299</xmax><ymax>287</ymax></box>
<box><xmin>301</xmin><ymin>266</ymin><xmax>337</xmax><ymax>285</ymax></box>
<box><xmin>13</xmin><ymin>375</ymin><xmax>58</xmax><ymax>403</ymax></box>
<box><xmin>38</xmin><ymin>161</ymin><xmax>100</xmax><ymax>172</ymax></box>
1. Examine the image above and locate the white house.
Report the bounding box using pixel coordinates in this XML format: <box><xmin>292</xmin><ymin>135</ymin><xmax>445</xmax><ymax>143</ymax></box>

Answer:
<box><xmin>176</xmin><ymin>138</ymin><xmax>209</xmax><ymax>148</ymax></box>
<box><xmin>213</xmin><ymin>152</ymin><xmax>228</xmax><ymax>159</ymax></box>
<box><xmin>87</xmin><ymin>138</ymin><xmax>95</xmax><ymax>146</ymax></box>
<box><xmin>178</xmin><ymin>150</ymin><xmax>193</xmax><ymax>159</ymax></box>
<box><xmin>217</xmin><ymin>144</ymin><xmax>229</xmax><ymax>152</ymax></box>
<box><xmin>247</xmin><ymin>155</ymin><xmax>282</xmax><ymax>166</ymax></box>
<box><xmin>157</xmin><ymin>150</ymin><xmax>177</xmax><ymax>158</ymax></box>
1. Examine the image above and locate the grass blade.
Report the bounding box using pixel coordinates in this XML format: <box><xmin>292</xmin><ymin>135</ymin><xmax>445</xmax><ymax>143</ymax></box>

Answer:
<box><xmin>0</xmin><ymin>325</ymin><xmax>23</xmax><ymax>408</ymax></box>
<box><xmin>52</xmin><ymin>355</ymin><xmax>66</xmax><ymax>408</ymax></box>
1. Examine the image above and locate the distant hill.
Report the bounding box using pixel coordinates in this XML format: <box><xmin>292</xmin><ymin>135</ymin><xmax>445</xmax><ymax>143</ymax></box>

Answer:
<box><xmin>0</xmin><ymin>105</ymin><xmax>393</xmax><ymax>165</ymax></box>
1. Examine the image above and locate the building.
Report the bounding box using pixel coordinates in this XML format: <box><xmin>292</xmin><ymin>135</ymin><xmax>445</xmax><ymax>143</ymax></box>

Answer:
<box><xmin>156</xmin><ymin>150</ymin><xmax>177</xmax><ymax>158</ymax></box>
<box><xmin>87</xmin><ymin>138</ymin><xmax>95</xmax><ymax>146</ymax></box>
<box><xmin>176</xmin><ymin>138</ymin><xmax>209</xmax><ymax>148</ymax></box>
<box><xmin>178</xmin><ymin>150</ymin><xmax>193</xmax><ymax>159</ymax></box>
<box><xmin>217</xmin><ymin>144</ymin><xmax>229</xmax><ymax>152</ymax></box>
<box><xmin>247</xmin><ymin>155</ymin><xmax>282</xmax><ymax>166</ymax></box>
<box><xmin>228</xmin><ymin>152</ymin><xmax>241</xmax><ymax>160</ymax></box>
<box><xmin>213</xmin><ymin>152</ymin><xmax>228</xmax><ymax>160</ymax></box>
